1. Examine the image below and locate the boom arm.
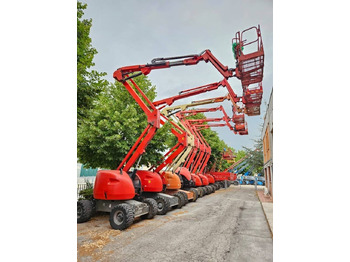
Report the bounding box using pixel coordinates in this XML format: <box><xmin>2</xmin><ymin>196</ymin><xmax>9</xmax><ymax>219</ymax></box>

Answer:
<box><xmin>113</xmin><ymin>50</ymin><xmax>235</xmax><ymax>83</ymax></box>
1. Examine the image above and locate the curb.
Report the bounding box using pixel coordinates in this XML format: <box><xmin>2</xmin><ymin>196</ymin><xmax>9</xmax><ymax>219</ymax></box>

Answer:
<box><xmin>256</xmin><ymin>190</ymin><xmax>273</xmax><ymax>239</ymax></box>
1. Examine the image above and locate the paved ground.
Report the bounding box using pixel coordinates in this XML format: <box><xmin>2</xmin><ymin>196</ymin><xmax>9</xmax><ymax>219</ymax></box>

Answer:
<box><xmin>78</xmin><ymin>186</ymin><xmax>273</xmax><ymax>262</ymax></box>
<box><xmin>257</xmin><ymin>190</ymin><xmax>273</xmax><ymax>234</ymax></box>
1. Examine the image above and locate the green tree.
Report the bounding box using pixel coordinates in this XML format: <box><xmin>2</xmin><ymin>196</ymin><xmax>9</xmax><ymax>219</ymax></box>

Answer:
<box><xmin>77</xmin><ymin>75</ymin><xmax>171</xmax><ymax>169</ymax></box>
<box><xmin>233</xmin><ymin>149</ymin><xmax>246</xmax><ymax>162</ymax></box>
<box><xmin>77</xmin><ymin>2</ymin><xmax>108</xmax><ymax>124</ymax></box>
<box><xmin>243</xmin><ymin>138</ymin><xmax>264</xmax><ymax>174</ymax></box>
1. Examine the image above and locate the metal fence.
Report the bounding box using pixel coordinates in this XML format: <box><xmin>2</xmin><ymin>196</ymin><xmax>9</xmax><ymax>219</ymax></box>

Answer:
<box><xmin>77</xmin><ymin>183</ymin><xmax>88</xmax><ymax>199</ymax></box>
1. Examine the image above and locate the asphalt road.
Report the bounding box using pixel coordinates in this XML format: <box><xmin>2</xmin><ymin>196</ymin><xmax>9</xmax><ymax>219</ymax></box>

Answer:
<box><xmin>77</xmin><ymin>186</ymin><xmax>273</xmax><ymax>262</ymax></box>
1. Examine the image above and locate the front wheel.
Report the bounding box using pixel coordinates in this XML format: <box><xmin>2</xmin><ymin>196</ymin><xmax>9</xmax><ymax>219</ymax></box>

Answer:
<box><xmin>109</xmin><ymin>203</ymin><xmax>134</xmax><ymax>230</ymax></box>
<box><xmin>154</xmin><ymin>195</ymin><xmax>170</xmax><ymax>215</ymax></box>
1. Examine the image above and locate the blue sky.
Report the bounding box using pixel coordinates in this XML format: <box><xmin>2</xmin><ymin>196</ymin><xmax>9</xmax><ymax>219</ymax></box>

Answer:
<box><xmin>82</xmin><ymin>0</ymin><xmax>273</xmax><ymax>150</ymax></box>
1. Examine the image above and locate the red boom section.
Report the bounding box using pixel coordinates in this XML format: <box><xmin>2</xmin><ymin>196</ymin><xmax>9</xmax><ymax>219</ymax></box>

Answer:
<box><xmin>117</xmin><ymin>79</ymin><xmax>242</xmax><ymax>173</ymax></box>
<box><xmin>113</xmin><ymin>49</ymin><xmax>234</xmax><ymax>82</ymax></box>
<box><xmin>153</xmin><ymin>115</ymin><xmax>187</xmax><ymax>173</ymax></box>
<box><xmin>115</xmin><ymin>78</ymin><xmax>161</xmax><ymax>172</ymax></box>
<box><xmin>195</xmin><ymin>123</ymin><xmax>227</xmax><ymax>130</ymax></box>
<box><xmin>190</xmin><ymin>96</ymin><xmax>248</xmax><ymax>135</ymax></box>
<box><xmin>153</xmin><ymin>80</ymin><xmax>237</xmax><ymax>108</ymax></box>
<box><xmin>178</xmin><ymin>106</ymin><xmax>237</xmax><ymax>178</ymax></box>
<box><xmin>179</xmin><ymin>107</ymin><xmax>227</xmax><ymax>176</ymax></box>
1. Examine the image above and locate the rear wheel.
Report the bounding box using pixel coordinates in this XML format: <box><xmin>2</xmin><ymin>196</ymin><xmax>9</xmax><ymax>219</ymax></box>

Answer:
<box><xmin>198</xmin><ymin>187</ymin><xmax>204</xmax><ymax>197</ymax></box>
<box><xmin>154</xmin><ymin>195</ymin><xmax>170</xmax><ymax>215</ymax></box>
<box><xmin>77</xmin><ymin>200</ymin><xmax>93</xmax><ymax>223</ymax></box>
<box><xmin>233</xmin><ymin>180</ymin><xmax>239</xmax><ymax>186</ymax></box>
<box><xmin>109</xmin><ymin>203</ymin><xmax>134</xmax><ymax>230</ymax></box>
<box><xmin>189</xmin><ymin>188</ymin><xmax>198</xmax><ymax>202</ymax></box>
<box><xmin>141</xmin><ymin>198</ymin><xmax>158</xmax><ymax>219</ymax></box>
<box><xmin>205</xmin><ymin>186</ymin><xmax>210</xmax><ymax>194</ymax></box>
<box><xmin>179</xmin><ymin>191</ymin><xmax>188</xmax><ymax>205</ymax></box>
<box><xmin>179</xmin><ymin>192</ymin><xmax>186</xmax><ymax>207</ymax></box>
<box><xmin>173</xmin><ymin>192</ymin><xmax>183</xmax><ymax>209</ymax></box>
<box><xmin>202</xmin><ymin>186</ymin><xmax>208</xmax><ymax>195</ymax></box>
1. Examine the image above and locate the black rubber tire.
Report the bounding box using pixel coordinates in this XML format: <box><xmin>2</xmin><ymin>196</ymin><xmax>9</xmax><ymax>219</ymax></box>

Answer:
<box><xmin>174</xmin><ymin>192</ymin><xmax>184</xmax><ymax>209</ymax></box>
<box><xmin>189</xmin><ymin>188</ymin><xmax>198</xmax><ymax>202</ymax></box>
<box><xmin>77</xmin><ymin>200</ymin><xmax>93</xmax><ymax>223</ymax></box>
<box><xmin>179</xmin><ymin>191</ymin><xmax>188</xmax><ymax>205</ymax></box>
<box><xmin>197</xmin><ymin>187</ymin><xmax>204</xmax><ymax>197</ymax></box>
<box><xmin>154</xmin><ymin>195</ymin><xmax>170</xmax><ymax>215</ymax></box>
<box><xmin>202</xmin><ymin>186</ymin><xmax>208</xmax><ymax>195</ymax></box>
<box><xmin>207</xmin><ymin>186</ymin><xmax>213</xmax><ymax>194</ymax></box>
<box><xmin>227</xmin><ymin>181</ymin><xmax>231</xmax><ymax>188</ymax></box>
<box><xmin>109</xmin><ymin>203</ymin><xmax>134</xmax><ymax>230</ymax></box>
<box><xmin>210</xmin><ymin>185</ymin><xmax>216</xmax><ymax>192</ymax></box>
<box><xmin>233</xmin><ymin>180</ymin><xmax>239</xmax><ymax>186</ymax></box>
<box><xmin>205</xmin><ymin>186</ymin><xmax>210</xmax><ymax>194</ymax></box>
<box><xmin>178</xmin><ymin>192</ymin><xmax>186</xmax><ymax>207</ymax></box>
<box><xmin>141</xmin><ymin>198</ymin><xmax>158</xmax><ymax>219</ymax></box>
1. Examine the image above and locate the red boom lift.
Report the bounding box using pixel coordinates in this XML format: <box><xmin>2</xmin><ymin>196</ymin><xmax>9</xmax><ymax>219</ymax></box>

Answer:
<box><xmin>159</xmin><ymin>89</ymin><xmax>247</xmax><ymax>197</ymax></box>
<box><xmin>178</xmin><ymin>106</ymin><xmax>238</xmax><ymax>193</ymax></box>
<box><xmin>78</xmin><ymin>26</ymin><xmax>265</xmax><ymax>230</ymax></box>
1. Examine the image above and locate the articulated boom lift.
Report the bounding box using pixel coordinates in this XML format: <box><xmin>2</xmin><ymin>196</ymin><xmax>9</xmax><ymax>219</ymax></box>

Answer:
<box><xmin>78</xmin><ymin>25</ymin><xmax>265</xmax><ymax>230</ymax></box>
<box><xmin>190</xmin><ymin>124</ymin><xmax>217</xmax><ymax>188</ymax></box>
<box><xmin>222</xmin><ymin>149</ymin><xmax>236</xmax><ymax>163</ymax></box>
<box><xmin>158</xmin><ymin>92</ymin><xmax>245</xmax><ymax>194</ymax></box>
<box><xmin>178</xmin><ymin>107</ymin><xmax>238</xmax><ymax>191</ymax></box>
<box><xmin>189</xmin><ymin>95</ymin><xmax>248</xmax><ymax>135</ymax></box>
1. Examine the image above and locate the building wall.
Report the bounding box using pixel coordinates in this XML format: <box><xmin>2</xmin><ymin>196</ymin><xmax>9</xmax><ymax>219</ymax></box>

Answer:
<box><xmin>262</xmin><ymin>89</ymin><xmax>273</xmax><ymax>197</ymax></box>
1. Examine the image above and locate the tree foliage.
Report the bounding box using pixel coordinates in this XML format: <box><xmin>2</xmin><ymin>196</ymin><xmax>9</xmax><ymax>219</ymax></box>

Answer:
<box><xmin>77</xmin><ymin>75</ymin><xmax>171</xmax><ymax>169</ymax></box>
<box><xmin>77</xmin><ymin>2</ymin><xmax>108</xmax><ymax>124</ymax></box>
<box><xmin>243</xmin><ymin>138</ymin><xmax>264</xmax><ymax>174</ymax></box>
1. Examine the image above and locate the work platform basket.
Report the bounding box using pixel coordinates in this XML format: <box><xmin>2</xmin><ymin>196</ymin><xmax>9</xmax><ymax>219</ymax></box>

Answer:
<box><xmin>232</xmin><ymin>25</ymin><xmax>264</xmax><ymax>87</ymax></box>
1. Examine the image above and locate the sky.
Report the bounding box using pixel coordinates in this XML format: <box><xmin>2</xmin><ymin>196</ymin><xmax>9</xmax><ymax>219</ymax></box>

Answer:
<box><xmin>82</xmin><ymin>0</ymin><xmax>273</xmax><ymax>150</ymax></box>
